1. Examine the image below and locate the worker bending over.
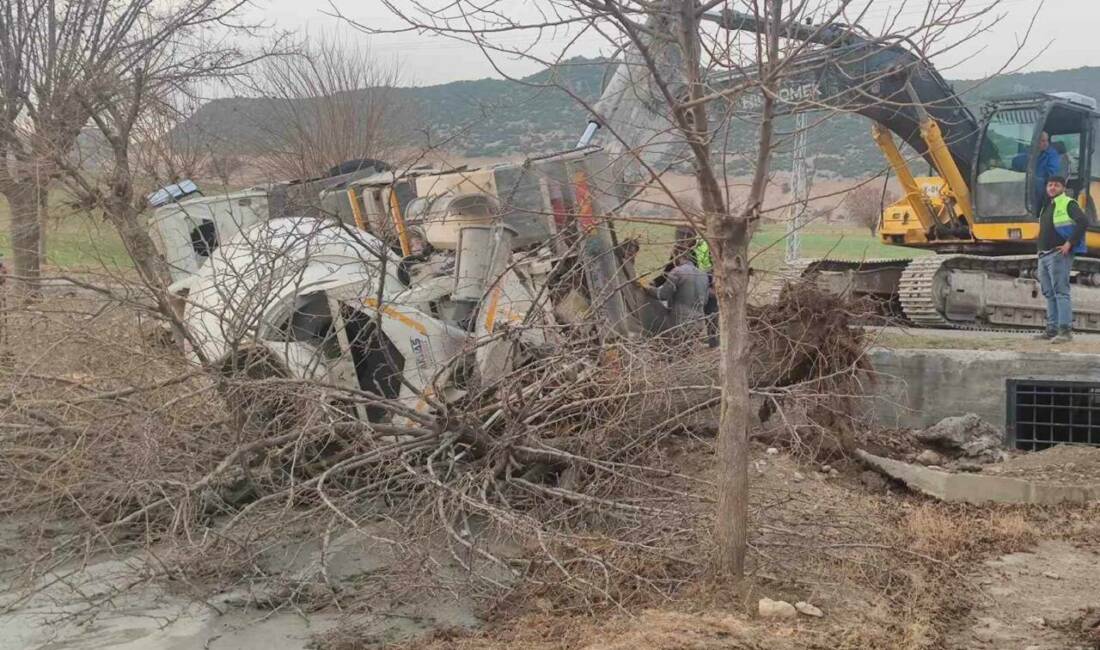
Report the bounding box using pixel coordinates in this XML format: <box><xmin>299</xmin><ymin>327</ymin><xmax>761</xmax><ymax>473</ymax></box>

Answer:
<box><xmin>647</xmin><ymin>251</ymin><xmax>709</xmax><ymax>343</ymax></box>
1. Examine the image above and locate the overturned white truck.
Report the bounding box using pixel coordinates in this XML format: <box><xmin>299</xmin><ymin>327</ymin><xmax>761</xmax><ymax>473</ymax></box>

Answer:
<box><xmin>148</xmin><ymin>150</ymin><xmax>674</xmax><ymax>422</ymax></box>
<box><xmin>147</xmin><ymin>2</ymin><xmax>695</xmax><ymax>422</ymax></box>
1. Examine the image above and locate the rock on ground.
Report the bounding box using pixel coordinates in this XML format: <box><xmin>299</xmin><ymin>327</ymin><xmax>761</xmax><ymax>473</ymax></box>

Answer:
<box><xmin>916</xmin><ymin>449</ymin><xmax>947</xmax><ymax>466</ymax></box>
<box><xmin>916</xmin><ymin>413</ymin><xmax>1007</xmax><ymax>464</ymax></box>
<box><xmin>758</xmin><ymin>598</ymin><xmax>797</xmax><ymax>619</ymax></box>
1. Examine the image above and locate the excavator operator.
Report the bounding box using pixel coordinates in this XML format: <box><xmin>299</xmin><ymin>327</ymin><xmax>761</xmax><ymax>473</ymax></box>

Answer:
<box><xmin>1034</xmin><ymin>131</ymin><xmax>1062</xmax><ymax>215</ymax></box>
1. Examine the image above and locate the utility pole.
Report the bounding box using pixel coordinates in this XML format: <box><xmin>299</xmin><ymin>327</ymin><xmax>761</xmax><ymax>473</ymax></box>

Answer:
<box><xmin>785</xmin><ymin>110</ymin><xmax>809</xmax><ymax>263</ymax></box>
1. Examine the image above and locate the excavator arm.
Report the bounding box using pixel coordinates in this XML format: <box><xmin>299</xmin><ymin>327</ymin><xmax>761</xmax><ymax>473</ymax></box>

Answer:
<box><xmin>703</xmin><ymin>9</ymin><xmax>980</xmax><ymax>233</ymax></box>
<box><xmin>704</xmin><ymin>9</ymin><xmax>979</xmax><ymax>183</ymax></box>
<box><xmin>580</xmin><ymin>5</ymin><xmax>981</xmax><ymax>237</ymax></box>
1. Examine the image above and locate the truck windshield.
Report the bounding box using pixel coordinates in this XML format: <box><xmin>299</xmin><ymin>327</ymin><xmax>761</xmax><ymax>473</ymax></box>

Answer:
<box><xmin>975</xmin><ymin>107</ymin><xmax>1040</xmax><ymax>219</ymax></box>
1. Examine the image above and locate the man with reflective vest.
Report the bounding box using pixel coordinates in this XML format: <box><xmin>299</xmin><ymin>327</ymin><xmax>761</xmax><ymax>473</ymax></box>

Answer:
<box><xmin>692</xmin><ymin>238</ymin><xmax>711</xmax><ymax>272</ymax></box>
<box><xmin>1034</xmin><ymin>175</ymin><xmax>1088</xmax><ymax>343</ymax></box>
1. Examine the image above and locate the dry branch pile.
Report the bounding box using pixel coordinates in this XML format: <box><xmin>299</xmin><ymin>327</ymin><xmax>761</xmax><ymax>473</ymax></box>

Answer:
<box><xmin>0</xmin><ymin>277</ymin><xmax>869</xmax><ymax>618</ymax></box>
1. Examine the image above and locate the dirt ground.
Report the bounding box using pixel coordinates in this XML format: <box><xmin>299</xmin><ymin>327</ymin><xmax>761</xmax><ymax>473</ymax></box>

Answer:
<box><xmin>363</xmin><ymin>440</ymin><xmax>1100</xmax><ymax>650</ymax></box>
<box><xmin>383</xmin><ymin>384</ymin><xmax>1100</xmax><ymax>650</ymax></box>
<box><xmin>867</xmin><ymin>326</ymin><xmax>1100</xmax><ymax>354</ymax></box>
<box><xmin>982</xmin><ymin>445</ymin><xmax>1100</xmax><ymax>484</ymax></box>
<box><xmin>947</xmin><ymin>540</ymin><xmax>1100</xmax><ymax>650</ymax></box>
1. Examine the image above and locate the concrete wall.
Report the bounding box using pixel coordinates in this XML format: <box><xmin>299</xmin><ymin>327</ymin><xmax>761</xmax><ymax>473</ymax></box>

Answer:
<box><xmin>868</xmin><ymin>347</ymin><xmax>1100</xmax><ymax>430</ymax></box>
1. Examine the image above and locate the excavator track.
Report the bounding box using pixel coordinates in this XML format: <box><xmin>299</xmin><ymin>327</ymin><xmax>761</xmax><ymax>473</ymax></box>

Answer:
<box><xmin>896</xmin><ymin>255</ymin><xmax>1036</xmax><ymax>332</ymax></box>
<box><xmin>898</xmin><ymin>254</ymin><xmax>1100</xmax><ymax>333</ymax></box>
<box><xmin>779</xmin><ymin>254</ymin><xmax>1100</xmax><ymax>333</ymax></box>
<box><xmin>773</xmin><ymin>257</ymin><xmax>911</xmax><ymax>321</ymax></box>
<box><xmin>896</xmin><ymin>256</ymin><xmax>949</xmax><ymax>328</ymax></box>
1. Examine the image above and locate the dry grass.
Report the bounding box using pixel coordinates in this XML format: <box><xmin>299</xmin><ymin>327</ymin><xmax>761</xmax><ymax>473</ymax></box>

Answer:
<box><xmin>902</xmin><ymin>504</ymin><xmax>1040</xmax><ymax>561</ymax></box>
<box><xmin>387</xmin><ymin>450</ymin><xmax>1021</xmax><ymax>650</ymax></box>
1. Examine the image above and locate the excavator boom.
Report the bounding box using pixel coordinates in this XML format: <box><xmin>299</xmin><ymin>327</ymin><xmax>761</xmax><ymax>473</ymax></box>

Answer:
<box><xmin>703</xmin><ymin>9</ymin><xmax>981</xmax><ymax>190</ymax></box>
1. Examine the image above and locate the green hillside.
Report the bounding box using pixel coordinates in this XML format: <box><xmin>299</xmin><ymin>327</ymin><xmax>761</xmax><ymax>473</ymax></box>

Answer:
<box><xmin>180</xmin><ymin>61</ymin><xmax>1100</xmax><ymax>178</ymax></box>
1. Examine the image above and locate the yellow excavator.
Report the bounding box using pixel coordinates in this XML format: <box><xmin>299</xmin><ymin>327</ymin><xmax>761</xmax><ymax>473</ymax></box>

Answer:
<box><xmin>711</xmin><ymin>10</ymin><xmax>1100</xmax><ymax>332</ymax></box>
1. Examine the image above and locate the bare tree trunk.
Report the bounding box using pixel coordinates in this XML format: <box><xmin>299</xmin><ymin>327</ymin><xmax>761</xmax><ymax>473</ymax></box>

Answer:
<box><xmin>668</xmin><ymin>0</ymin><xmax>752</xmax><ymax>577</ymax></box>
<box><xmin>7</xmin><ymin>183</ymin><xmax>41</xmax><ymax>296</ymax></box>
<box><xmin>37</xmin><ymin>187</ymin><xmax>48</xmax><ymax>267</ymax></box>
<box><xmin>709</xmin><ymin>216</ymin><xmax>751</xmax><ymax>575</ymax></box>
<box><xmin>696</xmin><ymin>0</ymin><xmax>781</xmax><ymax>577</ymax></box>
<box><xmin>109</xmin><ymin>203</ymin><xmax>168</xmax><ymax>284</ymax></box>
<box><xmin>104</xmin><ymin>160</ymin><xmax>172</xmax><ymax>290</ymax></box>
<box><xmin>671</xmin><ymin>0</ymin><xmax>750</xmax><ymax>577</ymax></box>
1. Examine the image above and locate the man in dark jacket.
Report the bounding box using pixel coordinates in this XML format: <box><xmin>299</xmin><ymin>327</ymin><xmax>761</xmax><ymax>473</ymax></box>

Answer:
<box><xmin>1035</xmin><ymin>175</ymin><xmax>1088</xmax><ymax>343</ymax></box>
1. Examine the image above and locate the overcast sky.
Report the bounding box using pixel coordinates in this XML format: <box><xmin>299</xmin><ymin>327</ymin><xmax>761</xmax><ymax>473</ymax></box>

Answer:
<box><xmin>246</xmin><ymin>0</ymin><xmax>1094</xmax><ymax>87</ymax></box>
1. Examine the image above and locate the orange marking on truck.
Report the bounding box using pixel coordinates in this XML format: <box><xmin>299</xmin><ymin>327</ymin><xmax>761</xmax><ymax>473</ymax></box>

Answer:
<box><xmin>347</xmin><ymin>188</ymin><xmax>368</xmax><ymax>231</ymax></box>
<box><xmin>484</xmin><ymin>285</ymin><xmax>502</xmax><ymax>333</ymax></box>
<box><xmin>362</xmin><ymin>298</ymin><xmax>428</xmax><ymax>335</ymax></box>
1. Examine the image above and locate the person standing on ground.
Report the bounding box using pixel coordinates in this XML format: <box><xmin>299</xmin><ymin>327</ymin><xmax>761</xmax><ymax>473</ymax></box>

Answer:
<box><xmin>1034</xmin><ymin>175</ymin><xmax>1087</xmax><ymax>343</ymax></box>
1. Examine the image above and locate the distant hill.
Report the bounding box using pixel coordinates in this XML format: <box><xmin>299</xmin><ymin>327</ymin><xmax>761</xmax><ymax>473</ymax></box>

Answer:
<box><xmin>178</xmin><ymin>61</ymin><xmax>1100</xmax><ymax>179</ymax></box>
<box><xmin>180</xmin><ymin>56</ymin><xmax>609</xmax><ymax>163</ymax></box>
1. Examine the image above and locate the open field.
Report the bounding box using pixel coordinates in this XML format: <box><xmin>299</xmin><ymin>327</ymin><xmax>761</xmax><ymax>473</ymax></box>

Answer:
<box><xmin>612</xmin><ymin>219</ymin><xmax>922</xmax><ymax>279</ymax></box>
<box><xmin>2</xmin><ymin>190</ymin><xmax>915</xmax><ymax>279</ymax></box>
<box><xmin>0</xmin><ymin>194</ymin><xmax>131</xmax><ymax>270</ymax></box>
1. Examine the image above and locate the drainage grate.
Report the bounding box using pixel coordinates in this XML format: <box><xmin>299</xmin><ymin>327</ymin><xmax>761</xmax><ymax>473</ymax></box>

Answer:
<box><xmin>1007</xmin><ymin>379</ymin><xmax>1100</xmax><ymax>450</ymax></box>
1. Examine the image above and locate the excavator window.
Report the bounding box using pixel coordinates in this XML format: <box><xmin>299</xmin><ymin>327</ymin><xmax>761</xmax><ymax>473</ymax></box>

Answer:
<box><xmin>975</xmin><ymin>107</ymin><xmax>1038</xmax><ymax>219</ymax></box>
<box><xmin>1041</xmin><ymin>104</ymin><xmax>1091</xmax><ymax>210</ymax></box>
<box><xmin>975</xmin><ymin>103</ymin><xmax>1095</xmax><ymax>220</ymax></box>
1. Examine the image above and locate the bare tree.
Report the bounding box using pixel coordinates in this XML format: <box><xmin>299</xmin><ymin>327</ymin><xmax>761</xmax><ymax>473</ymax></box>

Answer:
<box><xmin>41</xmin><ymin>1</ymin><xmax>258</xmax><ymax>293</ymax></box>
<box><xmin>846</xmin><ymin>182</ymin><xmax>896</xmax><ymax>236</ymax></box>
<box><xmin>0</xmin><ymin>0</ymin><xmax>49</xmax><ymax>294</ymax></box>
<box><xmin>353</xmin><ymin>0</ymin><xmax>1022</xmax><ymax>578</ymax></box>
<box><xmin>251</xmin><ymin>33</ymin><xmax>406</xmax><ymax>180</ymax></box>
<box><xmin>0</xmin><ymin>0</ymin><xmax>155</xmax><ymax>292</ymax></box>
<box><xmin>131</xmin><ymin>96</ymin><xmax>213</xmax><ymax>186</ymax></box>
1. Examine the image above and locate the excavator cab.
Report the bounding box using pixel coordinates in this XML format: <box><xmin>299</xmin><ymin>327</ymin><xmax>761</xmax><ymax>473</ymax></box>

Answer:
<box><xmin>704</xmin><ymin>7</ymin><xmax>1100</xmax><ymax>330</ymax></box>
<box><xmin>973</xmin><ymin>93</ymin><xmax>1100</xmax><ymax>245</ymax></box>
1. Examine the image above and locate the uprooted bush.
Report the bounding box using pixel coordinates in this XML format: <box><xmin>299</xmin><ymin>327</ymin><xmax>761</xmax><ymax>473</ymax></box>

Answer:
<box><xmin>748</xmin><ymin>281</ymin><xmax>874</xmax><ymax>458</ymax></box>
<box><xmin>0</xmin><ymin>278</ymin><xmax>872</xmax><ymax>622</ymax></box>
